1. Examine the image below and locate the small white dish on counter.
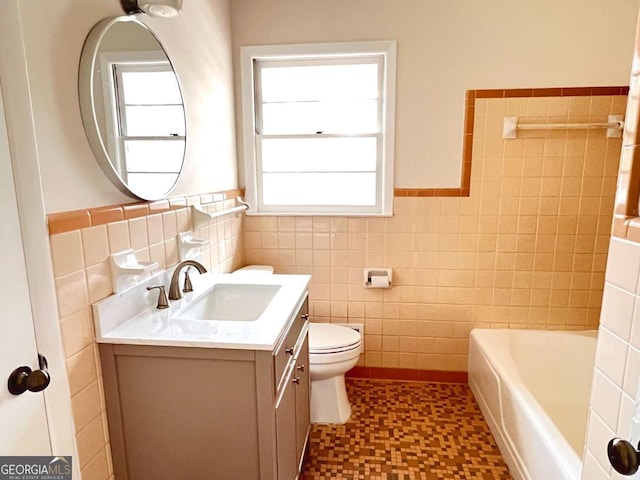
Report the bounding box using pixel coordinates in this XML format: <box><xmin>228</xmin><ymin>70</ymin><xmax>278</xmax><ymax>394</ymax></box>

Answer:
<box><xmin>92</xmin><ymin>272</ymin><xmax>310</xmax><ymax>351</ymax></box>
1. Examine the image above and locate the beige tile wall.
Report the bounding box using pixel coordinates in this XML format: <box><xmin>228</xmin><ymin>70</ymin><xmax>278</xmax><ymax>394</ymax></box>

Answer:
<box><xmin>49</xmin><ymin>199</ymin><xmax>244</xmax><ymax>480</ymax></box>
<box><xmin>244</xmin><ymin>95</ymin><xmax>626</xmax><ymax>372</ymax></box>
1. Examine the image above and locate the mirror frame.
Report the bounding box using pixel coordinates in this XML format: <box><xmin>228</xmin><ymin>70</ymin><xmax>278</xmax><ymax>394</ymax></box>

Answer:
<box><xmin>78</xmin><ymin>16</ymin><xmax>186</xmax><ymax>201</ymax></box>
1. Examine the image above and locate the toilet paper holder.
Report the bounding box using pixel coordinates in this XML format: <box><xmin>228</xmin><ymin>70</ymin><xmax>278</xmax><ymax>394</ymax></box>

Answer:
<box><xmin>363</xmin><ymin>268</ymin><xmax>392</xmax><ymax>288</ymax></box>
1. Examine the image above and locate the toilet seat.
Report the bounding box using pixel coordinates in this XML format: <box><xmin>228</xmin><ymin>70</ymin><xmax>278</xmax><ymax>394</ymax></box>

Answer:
<box><xmin>309</xmin><ymin>346</ymin><xmax>361</xmax><ymax>365</ymax></box>
<box><xmin>309</xmin><ymin>323</ymin><xmax>361</xmax><ymax>354</ymax></box>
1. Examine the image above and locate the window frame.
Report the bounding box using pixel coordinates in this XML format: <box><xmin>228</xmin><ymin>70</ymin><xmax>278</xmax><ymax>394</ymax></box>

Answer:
<box><xmin>98</xmin><ymin>50</ymin><xmax>185</xmax><ymax>184</ymax></box>
<box><xmin>240</xmin><ymin>41</ymin><xmax>396</xmax><ymax>216</ymax></box>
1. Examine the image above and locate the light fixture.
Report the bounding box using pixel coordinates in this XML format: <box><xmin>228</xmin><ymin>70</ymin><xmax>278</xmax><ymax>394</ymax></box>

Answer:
<box><xmin>120</xmin><ymin>0</ymin><xmax>183</xmax><ymax>18</ymax></box>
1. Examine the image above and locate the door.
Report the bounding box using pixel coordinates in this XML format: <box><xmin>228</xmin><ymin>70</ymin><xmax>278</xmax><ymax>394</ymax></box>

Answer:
<box><xmin>0</xmin><ymin>78</ymin><xmax>52</xmax><ymax>454</ymax></box>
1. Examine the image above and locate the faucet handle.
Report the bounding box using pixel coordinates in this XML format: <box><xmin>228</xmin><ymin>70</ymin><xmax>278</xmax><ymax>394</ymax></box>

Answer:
<box><xmin>168</xmin><ymin>260</ymin><xmax>207</xmax><ymax>300</ymax></box>
<box><xmin>183</xmin><ymin>267</ymin><xmax>193</xmax><ymax>293</ymax></box>
<box><xmin>147</xmin><ymin>285</ymin><xmax>169</xmax><ymax>309</ymax></box>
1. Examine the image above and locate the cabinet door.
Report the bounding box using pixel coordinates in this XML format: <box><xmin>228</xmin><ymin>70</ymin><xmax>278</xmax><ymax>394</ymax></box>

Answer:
<box><xmin>294</xmin><ymin>332</ymin><xmax>310</xmax><ymax>466</ymax></box>
<box><xmin>275</xmin><ymin>365</ymin><xmax>297</xmax><ymax>480</ymax></box>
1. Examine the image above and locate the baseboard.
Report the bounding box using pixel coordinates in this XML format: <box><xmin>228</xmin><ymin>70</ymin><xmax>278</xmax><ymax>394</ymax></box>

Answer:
<box><xmin>346</xmin><ymin>366</ymin><xmax>468</xmax><ymax>384</ymax></box>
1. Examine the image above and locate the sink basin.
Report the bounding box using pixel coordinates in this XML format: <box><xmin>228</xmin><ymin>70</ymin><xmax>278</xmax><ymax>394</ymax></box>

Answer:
<box><xmin>175</xmin><ymin>283</ymin><xmax>281</xmax><ymax>321</ymax></box>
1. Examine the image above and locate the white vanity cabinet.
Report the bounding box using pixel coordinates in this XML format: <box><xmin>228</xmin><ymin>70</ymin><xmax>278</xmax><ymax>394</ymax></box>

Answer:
<box><xmin>99</xmin><ymin>295</ymin><xmax>310</xmax><ymax>480</ymax></box>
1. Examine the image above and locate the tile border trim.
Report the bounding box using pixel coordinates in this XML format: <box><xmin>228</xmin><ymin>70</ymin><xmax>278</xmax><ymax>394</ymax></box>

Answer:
<box><xmin>346</xmin><ymin>366</ymin><xmax>468</xmax><ymax>384</ymax></box>
<box><xmin>47</xmin><ymin>189</ymin><xmax>243</xmax><ymax>235</ymax></box>
<box><xmin>394</xmin><ymin>85</ymin><xmax>629</xmax><ymax>198</ymax></box>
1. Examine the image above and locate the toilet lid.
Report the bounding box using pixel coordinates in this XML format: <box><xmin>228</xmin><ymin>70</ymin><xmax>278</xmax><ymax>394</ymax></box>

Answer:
<box><xmin>309</xmin><ymin>323</ymin><xmax>361</xmax><ymax>353</ymax></box>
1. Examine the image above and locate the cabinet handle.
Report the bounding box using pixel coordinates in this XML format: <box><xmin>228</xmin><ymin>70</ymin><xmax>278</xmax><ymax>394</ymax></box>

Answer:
<box><xmin>285</xmin><ymin>347</ymin><xmax>294</xmax><ymax>355</ymax></box>
<box><xmin>296</xmin><ymin>365</ymin><xmax>305</xmax><ymax>372</ymax></box>
<box><xmin>301</xmin><ymin>314</ymin><xmax>309</xmax><ymax>320</ymax></box>
<box><xmin>292</xmin><ymin>377</ymin><xmax>300</xmax><ymax>385</ymax></box>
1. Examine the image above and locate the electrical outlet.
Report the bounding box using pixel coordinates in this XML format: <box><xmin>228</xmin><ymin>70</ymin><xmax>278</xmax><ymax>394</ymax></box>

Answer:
<box><xmin>334</xmin><ymin>323</ymin><xmax>364</xmax><ymax>352</ymax></box>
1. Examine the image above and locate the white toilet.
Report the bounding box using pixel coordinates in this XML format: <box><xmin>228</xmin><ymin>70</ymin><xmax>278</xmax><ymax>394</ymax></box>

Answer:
<box><xmin>308</xmin><ymin>323</ymin><xmax>361</xmax><ymax>424</ymax></box>
<box><xmin>235</xmin><ymin>265</ymin><xmax>362</xmax><ymax>424</ymax></box>
<box><xmin>233</xmin><ymin>264</ymin><xmax>274</xmax><ymax>275</ymax></box>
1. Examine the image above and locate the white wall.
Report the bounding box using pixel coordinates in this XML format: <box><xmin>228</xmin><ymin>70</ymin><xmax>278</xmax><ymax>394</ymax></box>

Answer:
<box><xmin>17</xmin><ymin>0</ymin><xmax>237</xmax><ymax>213</ymax></box>
<box><xmin>582</xmin><ymin>238</ymin><xmax>640</xmax><ymax>479</ymax></box>
<box><xmin>230</xmin><ymin>0</ymin><xmax>640</xmax><ymax>190</ymax></box>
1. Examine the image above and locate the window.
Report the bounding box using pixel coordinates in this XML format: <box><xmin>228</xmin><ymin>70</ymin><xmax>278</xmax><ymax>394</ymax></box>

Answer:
<box><xmin>240</xmin><ymin>42</ymin><xmax>396</xmax><ymax>215</ymax></box>
<box><xmin>99</xmin><ymin>51</ymin><xmax>185</xmax><ymax>199</ymax></box>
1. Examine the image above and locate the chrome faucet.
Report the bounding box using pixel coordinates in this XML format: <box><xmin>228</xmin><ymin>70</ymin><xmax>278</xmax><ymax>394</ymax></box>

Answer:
<box><xmin>168</xmin><ymin>260</ymin><xmax>207</xmax><ymax>300</ymax></box>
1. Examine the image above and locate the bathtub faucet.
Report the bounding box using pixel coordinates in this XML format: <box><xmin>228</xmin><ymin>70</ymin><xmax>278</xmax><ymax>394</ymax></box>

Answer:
<box><xmin>168</xmin><ymin>260</ymin><xmax>207</xmax><ymax>300</ymax></box>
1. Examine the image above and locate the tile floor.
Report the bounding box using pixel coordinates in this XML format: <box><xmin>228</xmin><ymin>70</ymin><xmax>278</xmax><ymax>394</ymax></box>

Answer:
<box><xmin>300</xmin><ymin>379</ymin><xmax>512</xmax><ymax>479</ymax></box>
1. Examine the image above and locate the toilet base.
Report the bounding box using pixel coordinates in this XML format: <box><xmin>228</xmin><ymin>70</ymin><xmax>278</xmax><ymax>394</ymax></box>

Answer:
<box><xmin>310</xmin><ymin>374</ymin><xmax>352</xmax><ymax>424</ymax></box>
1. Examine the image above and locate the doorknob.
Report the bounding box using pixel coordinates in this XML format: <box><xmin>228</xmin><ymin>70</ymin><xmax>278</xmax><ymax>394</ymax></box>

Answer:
<box><xmin>8</xmin><ymin>354</ymin><xmax>51</xmax><ymax>395</ymax></box>
<box><xmin>608</xmin><ymin>438</ymin><xmax>640</xmax><ymax>475</ymax></box>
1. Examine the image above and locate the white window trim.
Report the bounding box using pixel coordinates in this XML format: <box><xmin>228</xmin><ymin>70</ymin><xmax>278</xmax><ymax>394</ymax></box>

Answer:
<box><xmin>240</xmin><ymin>41</ymin><xmax>396</xmax><ymax>216</ymax></box>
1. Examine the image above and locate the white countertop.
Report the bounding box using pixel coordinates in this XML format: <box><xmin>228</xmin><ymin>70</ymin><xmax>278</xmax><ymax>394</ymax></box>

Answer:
<box><xmin>92</xmin><ymin>272</ymin><xmax>310</xmax><ymax>351</ymax></box>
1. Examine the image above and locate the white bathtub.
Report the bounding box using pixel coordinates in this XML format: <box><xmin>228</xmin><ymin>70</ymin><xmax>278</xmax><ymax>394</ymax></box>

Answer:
<box><xmin>469</xmin><ymin>329</ymin><xmax>597</xmax><ymax>480</ymax></box>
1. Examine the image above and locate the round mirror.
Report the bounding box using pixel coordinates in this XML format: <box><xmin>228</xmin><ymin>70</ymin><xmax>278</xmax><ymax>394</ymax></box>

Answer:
<box><xmin>79</xmin><ymin>16</ymin><xmax>186</xmax><ymax>200</ymax></box>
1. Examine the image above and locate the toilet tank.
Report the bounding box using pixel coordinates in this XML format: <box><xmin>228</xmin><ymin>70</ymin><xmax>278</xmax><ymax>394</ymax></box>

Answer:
<box><xmin>233</xmin><ymin>265</ymin><xmax>274</xmax><ymax>275</ymax></box>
